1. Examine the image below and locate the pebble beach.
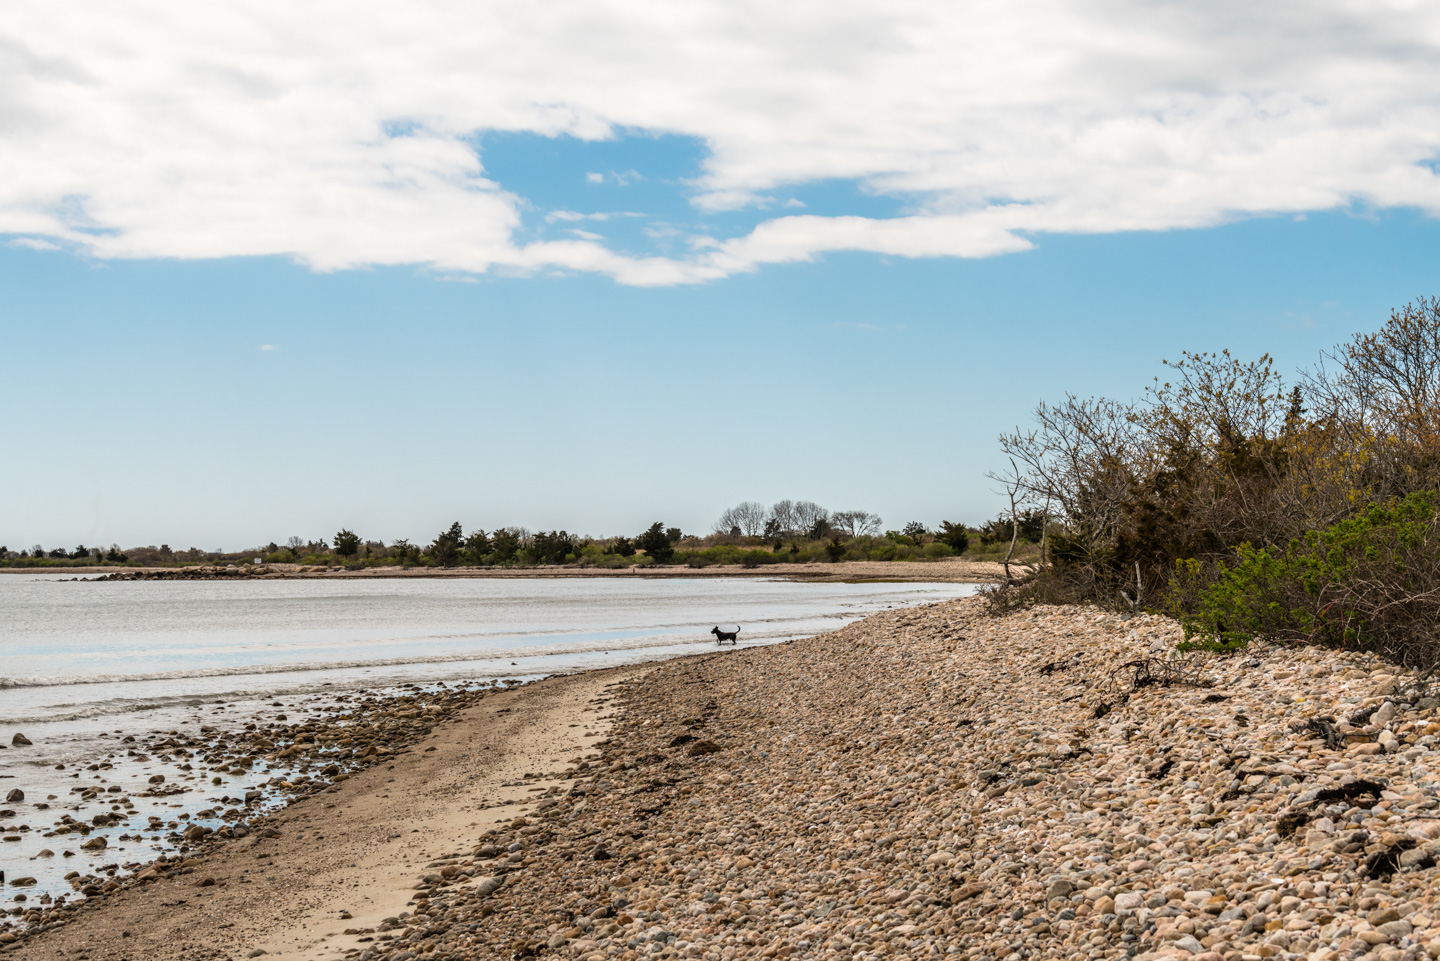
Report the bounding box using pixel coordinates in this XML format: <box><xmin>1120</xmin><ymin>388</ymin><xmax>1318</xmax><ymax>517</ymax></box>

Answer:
<box><xmin>11</xmin><ymin>596</ymin><xmax>1440</xmax><ymax>961</ymax></box>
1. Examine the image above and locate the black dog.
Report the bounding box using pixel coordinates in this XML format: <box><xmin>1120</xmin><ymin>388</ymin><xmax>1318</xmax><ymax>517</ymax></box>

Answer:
<box><xmin>710</xmin><ymin>625</ymin><xmax>741</xmax><ymax>645</ymax></box>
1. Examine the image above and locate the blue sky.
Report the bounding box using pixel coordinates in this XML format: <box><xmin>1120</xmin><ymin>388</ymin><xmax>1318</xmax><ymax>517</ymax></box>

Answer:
<box><xmin>4</xmin><ymin>1</ymin><xmax>1440</xmax><ymax>548</ymax></box>
<box><xmin>5</xmin><ymin>202</ymin><xmax>1437</xmax><ymax>549</ymax></box>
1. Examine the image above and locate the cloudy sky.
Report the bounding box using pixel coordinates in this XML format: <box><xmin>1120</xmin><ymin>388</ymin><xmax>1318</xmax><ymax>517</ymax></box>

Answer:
<box><xmin>5</xmin><ymin>0</ymin><xmax>1440</xmax><ymax>548</ymax></box>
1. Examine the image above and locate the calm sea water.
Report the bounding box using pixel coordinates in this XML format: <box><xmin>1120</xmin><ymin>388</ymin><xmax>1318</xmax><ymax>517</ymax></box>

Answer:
<box><xmin>0</xmin><ymin>570</ymin><xmax>973</xmax><ymax>835</ymax></box>
<box><xmin>0</xmin><ymin>574</ymin><xmax>976</xmax><ymax>901</ymax></box>
<box><xmin>0</xmin><ymin>574</ymin><xmax>976</xmax><ymax>728</ymax></box>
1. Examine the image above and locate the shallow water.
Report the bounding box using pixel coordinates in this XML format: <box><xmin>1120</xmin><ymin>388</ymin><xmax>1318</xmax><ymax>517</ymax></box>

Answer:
<box><xmin>0</xmin><ymin>574</ymin><xmax>975</xmax><ymax>725</ymax></box>
<box><xmin>0</xmin><ymin>573</ymin><xmax>974</xmax><ymax>902</ymax></box>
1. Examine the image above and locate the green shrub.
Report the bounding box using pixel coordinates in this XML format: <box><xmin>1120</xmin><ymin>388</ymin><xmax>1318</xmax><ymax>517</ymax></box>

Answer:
<box><xmin>923</xmin><ymin>542</ymin><xmax>954</xmax><ymax>559</ymax></box>
<box><xmin>637</xmin><ymin>523</ymin><xmax>675</xmax><ymax>563</ymax></box>
<box><xmin>937</xmin><ymin>522</ymin><xmax>970</xmax><ymax>554</ymax></box>
<box><xmin>705</xmin><ymin>545</ymin><xmax>747</xmax><ymax>566</ymax></box>
<box><xmin>1179</xmin><ymin>492</ymin><xmax>1440</xmax><ymax>665</ymax></box>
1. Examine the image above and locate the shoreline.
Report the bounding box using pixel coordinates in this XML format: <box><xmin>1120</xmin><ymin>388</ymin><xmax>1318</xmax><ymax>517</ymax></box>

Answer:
<box><xmin>17</xmin><ymin>598</ymin><xmax>1435</xmax><ymax>961</ymax></box>
<box><xmin>0</xmin><ymin>582</ymin><xmax>974</xmax><ymax>954</ymax></box>
<box><xmin>1</xmin><ymin>559</ymin><xmax>1007</xmax><ymax>584</ymax></box>
<box><xmin>4</xmin><ymin>667</ymin><xmax>642</xmax><ymax>959</ymax></box>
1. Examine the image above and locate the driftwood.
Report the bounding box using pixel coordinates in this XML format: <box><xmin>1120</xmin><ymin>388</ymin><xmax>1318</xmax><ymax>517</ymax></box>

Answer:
<box><xmin>1090</xmin><ymin>656</ymin><xmax>1211</xmax><ymax>718</ymax></box>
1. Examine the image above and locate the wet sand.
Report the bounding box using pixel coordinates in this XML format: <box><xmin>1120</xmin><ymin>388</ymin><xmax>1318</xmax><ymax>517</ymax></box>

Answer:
<box><xmin>6</xmin><ymin>668</ymin><xmax>642</xmax><ymax>959</ymax></box>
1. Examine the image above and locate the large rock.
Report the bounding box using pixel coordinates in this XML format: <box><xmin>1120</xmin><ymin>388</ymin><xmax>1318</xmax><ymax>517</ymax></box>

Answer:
<box><xmin>473</xmin><ymin>875</ymin><xmax>507</xmax><ymax>896</ymax></box>
<box><xmin>1114</xmin><ymin>891</ymin><xmax>1144</xmax><ymax>916</ymax></box>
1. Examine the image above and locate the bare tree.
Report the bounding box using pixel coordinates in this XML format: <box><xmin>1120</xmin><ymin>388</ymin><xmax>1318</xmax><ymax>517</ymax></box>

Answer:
<box><xmin>1308</xmin><ymin>296</ymin><xmax>1440</xmax><ymax>499</ymax></box>
<box><xmin>794</xmin><ymin>501</ymin><xmax>830</xmax><ymax>536</ymax></box>
<box><xmin>832</xmin><ymin>510</ymin><xmax>882</xmax><ymax>537</ymax></box>
<box><xmin>985</xmin><ymin>458</ymin><xmax>1028</xmax><ymax>587</ymax></box>
<box><xmin>713</xmin><ymin>501</ymin><xmax>769</xmax><ymax>536</ymax></box>
<box><xmin>767</xmin><ymin>500</ymin><xmax>800</xmax><ymax>536</ymax></box>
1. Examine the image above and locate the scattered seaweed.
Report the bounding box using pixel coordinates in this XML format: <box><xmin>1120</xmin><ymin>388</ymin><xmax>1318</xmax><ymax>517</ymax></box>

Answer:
<box><xmin>1290</xmin><ymin>716</ymin><xmax>1346</xmax><ymax>751</ymax></box>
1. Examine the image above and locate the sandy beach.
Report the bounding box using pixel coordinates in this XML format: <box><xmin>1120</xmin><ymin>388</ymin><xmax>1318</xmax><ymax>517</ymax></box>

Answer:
<box><xmin>15</xmin><ymin>595</ymin><xmax>1440</xmax><ymax>961</ymax></box>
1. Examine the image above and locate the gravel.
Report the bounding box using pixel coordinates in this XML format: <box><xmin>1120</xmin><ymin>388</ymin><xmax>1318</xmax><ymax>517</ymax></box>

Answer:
<box><xmin>354</xmin><ymin>598</ymin><xmax>1440</xmax><ymax>961</ymax></box>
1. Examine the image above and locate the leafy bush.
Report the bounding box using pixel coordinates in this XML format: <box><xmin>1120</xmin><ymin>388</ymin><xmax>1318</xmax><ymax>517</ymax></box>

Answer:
<box><xmin>581</xmin><ymin>552</ymin><xmax>633</xmax><ymax>569</ymax></box>
<box><xmin>0</xmin><ymin>555</ymin><xmax>100</xmax><ymax>568</ymax></box>
<box><xmin>977</xmin><ymin>510</ymin><xmax>1046</xmax><ymax>546</ymax></box>
<box><xmin>937</xmin><ymin>521</ymin><xmax>970</xmax><ymax>554</ymax></box>
<box><xmin>923</xmin><ymin>542</ymin><xmax>954</xmax><ymax>559</ymax></box>
<box><xmin>490</xmin><ymin>528</ymin><xmax>521</xmax><ymax>563</ymax></box>
<box><xmin>528</xmin><ymin>530</ymin><xmax>578</xmax><ymax>565</ymax></box>
<box><xmin>637</xmin><ymin>522</ymin><xmax>675</xmax><ymax>563</ymax></box>
<box><xmin>867</xmin><ymin>540</ymin><xmax>898</xmax><ymax>561</ymax></box>
<box><xmin>429</xmin><ymin>522</ymin><xmax>464</xmax><ymax>567</ymax></box>
<box><xmin>1179</xmin><ymin>492</ymin><xmax>1440</xmax><ymax>666</ymax></box>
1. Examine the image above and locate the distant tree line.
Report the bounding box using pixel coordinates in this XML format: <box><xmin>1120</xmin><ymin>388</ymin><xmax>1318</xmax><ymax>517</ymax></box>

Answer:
<box><xmin>707</xmin><ymin>499</ymin><xmax>1066</xmax><ymax>568</ymax></box>
<box><xmin>0</xmin><ymin>542</ymin><xmax>215</xmax><ymax>568</ymax></box>
<box><xmin>4</xmin><ymin>504</ymin><xmax>1039</xmax><ymax>571</ymax></box>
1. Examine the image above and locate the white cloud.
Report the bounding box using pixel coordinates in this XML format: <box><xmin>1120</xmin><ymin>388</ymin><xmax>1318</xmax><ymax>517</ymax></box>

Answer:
<box><xmin>9</xmin><ymin>237</ymin><xmax>60</xmax><ymax>250</ymax></box>
<box><xmin>259</xmin><ymin>344</ymin><xmax>276</xmax><ymax>351</ymax></box>
<box><xmin>2</xmin><ymin>1</ymin><xmax>1440</xmax><ymax>286</ymax></box>
<box><xmin>545</xmin><ymin>209</ymin><xmax>644</xmax><ymax>223</ymax></box>
<box><xmin>547</xmin><ymin>210</ymin><xmax>605</xmax><ymax>222</ymax></box>
<box><xmin>583</xmin><ymin>170</ymin><xmax>643</xmax><ymax>187</ymax></box>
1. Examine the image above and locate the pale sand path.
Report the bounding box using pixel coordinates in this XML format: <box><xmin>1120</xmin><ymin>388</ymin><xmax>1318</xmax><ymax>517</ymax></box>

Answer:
<box><xmin>11</xmin><ymin>665</ymin><xmax>648</xmax><ymax>961</ymax></box>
